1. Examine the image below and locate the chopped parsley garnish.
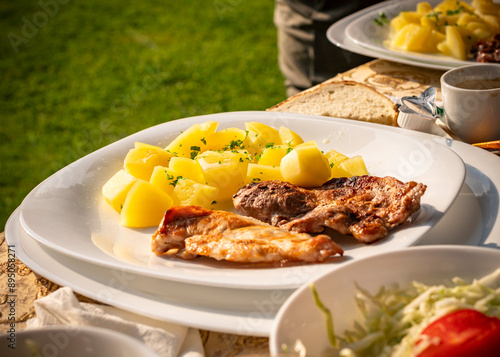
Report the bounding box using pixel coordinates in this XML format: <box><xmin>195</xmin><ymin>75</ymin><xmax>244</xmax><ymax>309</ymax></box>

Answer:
<box><xmin>224</xmin><ymin>139</ymin><xmax>245</xmax><ymax>150</ymax></box>
<box><xmin>446</xmin><ymin>5</ymin><xmax>464</xmax><ymax>16</ymax></box>
<box><xmin>166</xmin><ymin>171</ymin><xmax>185</xmax><ymax>187</ymax></box>
<box><xmin>427</xmin><ymin>11</ymin><xmax>442</xmax><ymax>24</ymax></box>
<box><xmin>374</xmin><ymin>12</ymin><xmax>389</xmax><ymax>26</ymax></box>
<box><xmin>190</xmin><ymin>145</ymin><xmax>201</xmax><ymax>159</ymax></box>
<box><xmin>200</xmin><ymin>137</ymin><xmax>207</xmax><ymax>145</ymax></box>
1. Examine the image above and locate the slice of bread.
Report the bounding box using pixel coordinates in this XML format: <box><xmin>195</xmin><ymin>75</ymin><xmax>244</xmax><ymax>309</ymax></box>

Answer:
<box><xmin>268</xmin><ymin>81</ymin><xmax>399</xmax><ymax>126</ymax></box>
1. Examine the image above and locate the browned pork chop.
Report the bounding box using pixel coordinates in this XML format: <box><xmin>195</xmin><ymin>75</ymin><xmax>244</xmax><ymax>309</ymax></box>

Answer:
<box><xmin>152</xmin><ymin>205</ymin><xmax>343</xmax><ymax>263</ymax></box>
<box><xmin>233</xmin><ymin>176</ymin><xmax>427</xmax><ymax>243</ymax></box>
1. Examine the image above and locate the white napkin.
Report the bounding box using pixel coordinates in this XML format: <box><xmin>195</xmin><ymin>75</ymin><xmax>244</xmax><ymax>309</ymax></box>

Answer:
<box><xmin>26</xmin><ymin>287</ymin><xmax>205</xmax><ymax>357</ymax></box>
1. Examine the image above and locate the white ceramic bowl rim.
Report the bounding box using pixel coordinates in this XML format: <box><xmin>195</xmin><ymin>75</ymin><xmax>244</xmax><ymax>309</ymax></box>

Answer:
<box><xmin>441</xmin><ymin>64</ymin><xmax>500</xmax><ymax>91</ymax></box>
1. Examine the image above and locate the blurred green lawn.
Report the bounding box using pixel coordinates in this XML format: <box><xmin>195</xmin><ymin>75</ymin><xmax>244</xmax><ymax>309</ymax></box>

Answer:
<box><xmin>0</xmin><ymin>0</ymin><xmax>286</xmax><ymax>229</ymax></box>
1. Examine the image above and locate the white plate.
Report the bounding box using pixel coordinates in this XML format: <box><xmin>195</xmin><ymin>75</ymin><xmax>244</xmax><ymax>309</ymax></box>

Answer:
<box><xmin>270</xmin><ymin>245</ymin><xmax>500</xmax><ymax>356</ymax></box>
<box><xmin>327</xmin><ymin>0</ymin><xmax>480</xmax><ymax>70</ymax></box>
<box><xmin>17</xmin><ymin>112</ymin><xmax>465</xmax><ymax>289</ymax></box>
<box><xmin>6</xmin><ymin>135</ymin><xmax>500</xmax><ymax>336</ymax></box>
<box><xmin>344</xmin><ymin>0</ymin><xmax>479</xmax><ymax>69</ymax></box>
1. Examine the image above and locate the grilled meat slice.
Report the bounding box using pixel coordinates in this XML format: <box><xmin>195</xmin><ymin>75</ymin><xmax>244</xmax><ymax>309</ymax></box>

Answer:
<box><xmin>233</xmin><ymin>176</ymin><xmax>427</xmax><ymax>243</ymax></box>
<box><xmin>152</xmin><ymin>205</ymin><xmax>343</xmax><ymax>263</ymax></box>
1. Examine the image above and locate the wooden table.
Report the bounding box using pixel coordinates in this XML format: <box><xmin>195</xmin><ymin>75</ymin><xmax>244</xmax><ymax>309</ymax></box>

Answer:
<box><xmin>0</xmin><ymin>59</ymin><xmax>445</xmax><ymax>356</ymax></box>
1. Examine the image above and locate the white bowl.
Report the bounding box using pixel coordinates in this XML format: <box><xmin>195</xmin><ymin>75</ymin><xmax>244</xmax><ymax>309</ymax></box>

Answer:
<box><xmin>0</xmin><ymin>326</ymin><xmax>160</xmax><ymax>357</ymax></box>
<box><xmin>270</xmin><ymin>245</ymin><xmax>500</xmax><ymax>357</ymax></box>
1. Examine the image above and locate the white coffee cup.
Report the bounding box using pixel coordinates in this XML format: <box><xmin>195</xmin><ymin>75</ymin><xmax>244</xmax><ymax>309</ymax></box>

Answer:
<box><xmin>440</xmin><ymin>64</ymin><xmax>500</xmax><ymax>144</ymax></box>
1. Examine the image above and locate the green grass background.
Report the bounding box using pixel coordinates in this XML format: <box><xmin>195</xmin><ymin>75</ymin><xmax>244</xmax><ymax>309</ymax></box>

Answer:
<box><xmin>0</xmin><ymin>0</ymin><xmax>286</xmax><ymax>230</ymax></box>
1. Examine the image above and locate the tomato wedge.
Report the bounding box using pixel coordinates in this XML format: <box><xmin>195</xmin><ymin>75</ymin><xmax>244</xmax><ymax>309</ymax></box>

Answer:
<box><xmin>416</xmin><ymin>309</ymin><xmax>500</xmax><ymax>357</ymax></box>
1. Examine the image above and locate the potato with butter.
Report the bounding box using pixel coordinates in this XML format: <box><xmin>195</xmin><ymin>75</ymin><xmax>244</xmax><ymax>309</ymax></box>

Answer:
<box><xmin>280</xmin><ymin>143</ymin><xmax>331</xmax><ymax>187</ymax></box>
<box><xmin>245</xmin><ymin>163</ymin><xmax>284</xmax><ymax>184</ymax></box>
<box><xmin>325</xmin><ymin>149</ymin><xmax>350</xmax><ymax>178</ymax></box>
<box><xmin>149</xmin><ymin>166</ymin><xmax>178</xmax><ymax>195</ymax></box>
<box><xmin>102</xmin><ymin>169</ymin><xmax>138</xmax><ymax>213</ymax></box>
<box><xmin>165</xmin><ymin>121</ymin><xmax>218</xmax><ymax>158</ymax></box>
<box><xmin>204</xmin><ymin>127</ymin><xmax>257</xmax><ymax>155</ymax></box>
<box><xmin>258</xmin><ymin>145</ymin><xmax>289</xmax><ymax>166</ymax></box>
<box><xmin>123</xmin><ymin>142</ymin><xmax>174</xmax><ymax>181</ymax></box>
<box><xmin>120</xmin><ymin>180</ymin><xmax>173</xmax><ymax>228</ymax></box>
<box><xmin>245</xmin><ymin>122</ymin><xmax>282</xmax><ymax>151</ymax></box>
<box><xmin>173</xmin><ymin>178</ymin><xmax>219</xmax><ymax>207</ymax></box>
<box><xmin>196</xmin><ymin>150</ymin><xmax>251</xmax><ymax>201</ymax></box>
<box><xmin>168</xmin><ymin>157</ymin><xmax>206</xmax><ymax>184</ymax></box>
<box><xmin>278</xmin><ymin>126</ymin><xmax>304</xmax><ymax>147</ymax></box>
<box><xmin>339</xmin><ymin>155</ymin><xmax>369</xmax><ymax>176</ymax></box>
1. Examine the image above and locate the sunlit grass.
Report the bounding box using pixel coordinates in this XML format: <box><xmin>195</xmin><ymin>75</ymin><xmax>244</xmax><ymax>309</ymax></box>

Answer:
<box><xmin>0</xmin><ymin>0</ymin><xmax>285</xmax><ymax>229</ymax></box>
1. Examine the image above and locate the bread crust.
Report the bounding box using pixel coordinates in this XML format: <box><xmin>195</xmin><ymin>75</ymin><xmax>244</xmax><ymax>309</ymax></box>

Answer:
<box><xmin>267</xmin><ymin>80</ymin><xmax>399</xmax><ymax>126</ymax></box>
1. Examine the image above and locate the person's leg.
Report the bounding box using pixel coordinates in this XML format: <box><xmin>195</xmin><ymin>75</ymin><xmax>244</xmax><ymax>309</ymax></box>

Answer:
<box><xmin>274</xmin><ymin>0</ymin><xmax>314</xmax><ymax>97</ymax></box>
<box><xmin>274</xmin><ymin>0</ymin><xmax>380</xmax><ymax>97</ymax></box>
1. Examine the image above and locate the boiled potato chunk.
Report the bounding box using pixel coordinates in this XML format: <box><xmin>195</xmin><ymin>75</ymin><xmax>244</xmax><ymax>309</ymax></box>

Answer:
<box><xmin>197</xmin><ymin>150</ymin><xmax>250</xmax><ymax>201</ymax></box>
<box><xmin>204</xmin><ymin>127</ymin><xmax>256</xmax><ymax>155</ymax></box>
<box><xmin>102</xmin><ymin>169</ymin><xmax>138</xmax><ymax>212</ymax></box>
<box><xmin>339</xmin><ymin>155</ymin><xmax>369</xmax><ymax>176</ymax></box>
<box><xmin>445</xmin><ymin>25</ymin><xmax>467</xmax><ymax>60</ymax></box>
<box><xmin>391</xmin><ymin>11</ymin><xmax>422</xmax><ymax>32</ymax></box>
<box><xmin>245</xmin><ymin>163</ymin><xmax>284</xmax><ymax>184</ymax></box>
<box><xmin>149</xmin><ymin>166</ymin><xmax>178</xmax><ymax>195</ymax></box>
<box><xmin>324</xmin><ymin>150</ymin><xmax>350</xmax><ymax>178</ymax></box>
<box><xmin>120</xmin><ymin>180</ymin><xmax>173</xmax><ymax>228</ymax></box>
<box><xmin>258</xmin><ymin>145</ymin><xmax>288</xmax><ymax>166</ymax></box>
<box><xmin>278</xmin><ymin>126</ymin><xmax>304</xmax><ymax>147</ymax></box>
<box><xmin>168</xmin><ymin>157</ymin><xmax>206</xmax><ymax>184</ymax></box>
<box><xmin>392</xmin><ymin>24</ymin><xmax>432</xmax><ymax>52</ymax></box>
<box><xmin>245</xmin><ymin>122</ymin><xmax>282</xmax><ymax>150</ymax></box>
<box><xmin>324</xmin><ymin>149</ymin><xmax>348</xmax><ymax>165</ymax></box>
<box><xmin>280</xmin><ymin>145</ymin><xmax>331</xmax><ymax>187</ymax></box>
<box><xmin>416</xmin><ymin>2</ymin><xmax>433</xmax><ymax>14</ymax></box>
<box><xmin>165</xmin><ymin>121</ymin><xmax>218</xmax><ymax>158</ymax></box>
<box><xmin>173</xmin><ymin>178</ymin><xmax>218</xmax><ymax>208</ymax></box>
<box><xmin>123</xmin><ymin>144</ymin><xmax>174</xmax><ymax>181</ymax></box>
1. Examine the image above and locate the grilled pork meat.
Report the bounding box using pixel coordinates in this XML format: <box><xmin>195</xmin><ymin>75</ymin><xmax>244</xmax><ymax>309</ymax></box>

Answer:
<box><xmin>233</xmin><ymin>176</ymin><xmax>427</xmax><ymax>243</ymax></box>
<box><xmin>152</xmin><ymin>205</ymin><xmax>343</xmax><ymax>263</ymax></box>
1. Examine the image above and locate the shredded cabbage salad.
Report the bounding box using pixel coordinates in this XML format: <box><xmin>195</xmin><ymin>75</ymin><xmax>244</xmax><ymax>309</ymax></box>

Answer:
<box><xmin>313</xmin><ymin>267</ymin><xmax>500</xmax><ymax>357</ymax></box>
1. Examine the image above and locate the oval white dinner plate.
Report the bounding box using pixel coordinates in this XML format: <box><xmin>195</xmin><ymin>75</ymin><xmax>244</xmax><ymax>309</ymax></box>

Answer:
<box><xmin>18</xmin><ymin>111</ymin><xmax>465</xmax><ymax>289</ymax></box>
<box><xmin>270</xmin><ymin>245</ymin><xmax>500</xmax><ymax>357</ymax></box>
<box><xmin>0</xmin><ymin>326</ymin><xmax>160</xmax><ymax>357</ymax></box>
